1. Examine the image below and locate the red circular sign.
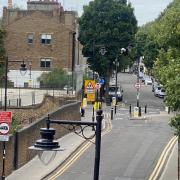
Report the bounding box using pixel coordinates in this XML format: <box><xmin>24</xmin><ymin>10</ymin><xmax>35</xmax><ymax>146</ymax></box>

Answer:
<box><xmin>134</xmin><ymin>82</ymin><xmax>141</xmax><ymax>89</ymax></box>
<box><xmin>95</xmin><ymin>83</ymin><xmax>101</xmax><ymax>90</ymax></box>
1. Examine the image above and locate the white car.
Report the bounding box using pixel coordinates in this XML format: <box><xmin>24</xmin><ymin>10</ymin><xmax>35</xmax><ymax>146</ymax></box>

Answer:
<box><xmin>144</xmin><ymin>77</ymin><xmax>152</xmax><ymax>85</ymax></box>
<box><xmin>158</xmin><ymin>88</ymin><xmax>166</xmax><ymax>98</ymax></box>
<box><xmin>154</xmin><ymin>86</ymin><xmax>162</xmax><ymax>96</ymax></box>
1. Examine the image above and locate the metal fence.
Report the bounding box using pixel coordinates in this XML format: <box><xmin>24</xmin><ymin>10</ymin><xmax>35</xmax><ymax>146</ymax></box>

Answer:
<box><xmin>0</xmin><ymin>88</ymin><xmax>76</xmax><ymax>108</ymax></box>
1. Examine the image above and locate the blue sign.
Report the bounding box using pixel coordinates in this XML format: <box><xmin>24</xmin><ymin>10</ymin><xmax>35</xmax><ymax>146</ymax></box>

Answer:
<box><xmin>99</xmin><ymin>78</ymin><xmax>105</xmax><ymax>85</ymax></box>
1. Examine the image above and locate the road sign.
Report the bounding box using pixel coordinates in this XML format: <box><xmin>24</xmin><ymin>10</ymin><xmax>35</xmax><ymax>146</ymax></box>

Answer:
<box><xmin>95</xmin><ymin>83</ymin><xmax>101</xmax><ymax>90</ymax></box>
<box><xmin>134</xmin><ymin>82</ymin><xmax>141</xmax><ymax>89</ymax></box>
<box><xmin>134</xmin><ymin>107</ymin><xmax>139</xmax><ymax>117</ymax></box>
<box><xmin>87</xmin><ymin>93</ymin><xmax>95</xmax><ymax>102</ymax></box>
<box><xmin>85</xmin><ymin>80</ymin><xmax>95</xmax><ymax>94</ymax></box>
<box><xmin>0</xmin><ymin>111</ymin><xmax>12</xmax><ymax>141</ymax></box>
<box><xmin>98</xmin><ymin>78</ymin><xmax>105</xmax><ymax>85</ymax></box>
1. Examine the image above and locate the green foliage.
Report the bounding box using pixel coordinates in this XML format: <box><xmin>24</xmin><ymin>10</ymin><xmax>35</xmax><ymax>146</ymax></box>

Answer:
<box><xmin>78</xmin><ymin>0</ymin><xmax>137</xmax><ymax>79</ymax></box>
<box><xmin>169</xmin><ymin>115</ymin><xmax>180</xmax><ymax>136</ymax></box>
<box><xmin>10</xmin><ymin>116</ymin><xmax>21</xmax><ymax>135</ymax></box>
<box><xmin>37</xmin><ymin>68</ymin><xmax>69</xmax><ymax>88</ymax></box>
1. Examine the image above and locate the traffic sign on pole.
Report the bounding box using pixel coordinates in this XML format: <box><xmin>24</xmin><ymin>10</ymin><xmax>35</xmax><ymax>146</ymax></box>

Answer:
<box><xmin>95</xmin><ymin>83</ymin><xmax>101</xmax><ymax>90</ymax></box>
<box><xmin>134</xmin><ymin>82</ymin><xmax>141</xmax><ymax>89</ymax></box>
<box><xmin>0</xmin><ymin>111</ymin><xmax>12</xmax><ymax>141</ymax></box>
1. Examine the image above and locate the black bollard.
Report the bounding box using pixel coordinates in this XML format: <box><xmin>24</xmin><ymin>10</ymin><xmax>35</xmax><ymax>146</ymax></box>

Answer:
<box><xmin>111</xmin><ymin>107</ymin><xmax>114</xmax><ymax>120</ymax></box>
<box><xmin>129</xmin><ymin>104</ymin><xmax>132</xmax><ymax>115</ymax></box>
<box><xmin>139</xmin><ymin>106</ymin><xmax>141</xmax><ymax>117</ymax></box>
<box><xmin>145</xmin><ymin>105</ymin><xmax>147</xmax><ymax>114</ymax></box>
<box><xmin>115</xmin><ymin>104</ymin><xmax>117</xmax><ymax>114</ymax></box>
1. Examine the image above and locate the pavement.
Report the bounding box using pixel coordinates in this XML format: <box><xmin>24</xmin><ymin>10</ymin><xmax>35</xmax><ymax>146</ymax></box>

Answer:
<box><xmin>6</xmin><ymin>104</ymin><xmax>178</xmax><ymax>180</ymax></box>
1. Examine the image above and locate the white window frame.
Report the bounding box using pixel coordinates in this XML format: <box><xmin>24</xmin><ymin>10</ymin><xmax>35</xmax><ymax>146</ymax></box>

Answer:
<box><xmin>41</xmin><ymin>34</ymin><xmax>52</xmax><ymax>45</ymax></box>
<box><xmin>40</xmin><ymin>58</ymin><xmax>52</xmax><ymax>68</ymax></box>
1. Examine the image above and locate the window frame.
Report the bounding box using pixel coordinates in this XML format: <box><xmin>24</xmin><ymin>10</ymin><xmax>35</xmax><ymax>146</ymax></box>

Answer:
<box><xmin>40</xmin><ymin>58</ymin><xmax>52</xmax><ymax>68</ymax></box>
<box><xmin>40</xmin><ymin>34</ymin><xmax>52</xmax><ymax>45</ymax></box>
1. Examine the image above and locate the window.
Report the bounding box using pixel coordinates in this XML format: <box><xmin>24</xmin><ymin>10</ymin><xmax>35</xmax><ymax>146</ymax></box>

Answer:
<box><xmin>40</xmin><ymin>58</ymin><xmax>51</xmax><ymax>68</ymax></box>
<box><xmin>41</xmin><ymin>34</ymin><xmax>52</xmax><ymax>44</ymax></box>
<box><xmin>27</xmin><ymin>33</ymin><xmax>34</xmax><ymax>44</ymax></box>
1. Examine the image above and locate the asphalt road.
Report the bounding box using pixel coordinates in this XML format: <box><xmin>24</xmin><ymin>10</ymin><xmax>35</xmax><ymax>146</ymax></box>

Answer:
<box><xmin>119</xmin><ymin>73</ymin><xmax>164</xmax><ymax>109</ymax></box>
<box><xmin>48</xmin><ymin>73</ymin><xmax>173</xmax><ymax>180</ymax></box>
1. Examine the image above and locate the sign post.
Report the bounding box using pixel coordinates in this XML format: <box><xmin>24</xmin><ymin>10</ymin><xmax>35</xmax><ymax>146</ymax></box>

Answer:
<box><xmin>0</xmin><ymin>111</ymin><xmax>12</xmax><ymax>141</ymax></box>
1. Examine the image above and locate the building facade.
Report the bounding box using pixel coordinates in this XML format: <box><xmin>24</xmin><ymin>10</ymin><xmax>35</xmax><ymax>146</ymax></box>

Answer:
<box><xmin>2</xmin><ymin>0</ymin><xmax>86</xmax><ymax>89</ymax></box>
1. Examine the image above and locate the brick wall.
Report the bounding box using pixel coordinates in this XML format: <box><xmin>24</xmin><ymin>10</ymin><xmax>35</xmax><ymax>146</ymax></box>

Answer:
<box><xmin>0</xmin><ymin>101</ymin><xmax>81</xmax><ymax>177</ymax></box>
<box><xmin>5</xmin><ymin>10</ymin><xmax>74</xmax><ymax>71</ymax></box>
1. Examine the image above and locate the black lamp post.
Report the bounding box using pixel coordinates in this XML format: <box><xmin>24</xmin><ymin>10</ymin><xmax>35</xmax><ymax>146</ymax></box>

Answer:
<box><xmin>113</xmin><ymin>57</ymin><xmax>119</xmax><ymax>114</ymax></box>
<box><xmin>29</xmin><ymin>110</ymin><xmax>103</xmax><ymax>180</ymax></box>
<box><xmin>71</xmin><ymin>32</ymin><xmax>76</xmax><ymax>95</ymax></box>
<box><xmin>1</xmin><ymin>56</ymin><xmax>29</xmax><ymax>180</ymax></box>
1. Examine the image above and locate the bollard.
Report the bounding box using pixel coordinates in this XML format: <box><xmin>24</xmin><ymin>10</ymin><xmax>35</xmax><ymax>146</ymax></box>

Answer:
<box><xmin>115</xmin><ymin>104</ymin><xmax>117</xmax><ymax>114</ymax></box>
<box><xmin>111</xmin><ymin>107</ymin><xmax>114</xmax><ymax>120</ymax></box>
<box><xmin>129</xmin><ymin>104</ymin><xmax>131</xmax><ymax>115</ymax></box>
<box><xmin>145</xmin><ymin>105</ymin><xmax>147</xmax><ymax>114</ymax></box>
<box><xmin>168</xmin><ymin>107</ymin><xmax>170</xmax><ymax>114</ymax></box>
<box><xmin>92</xmin><ymin>106</ymin><xmax>95</xmax><ymax>131</ymax></box>
<box><xmin>139</xmin><ymin>106</ymin><xmax>141</xmax><ymax>117</ymax></box>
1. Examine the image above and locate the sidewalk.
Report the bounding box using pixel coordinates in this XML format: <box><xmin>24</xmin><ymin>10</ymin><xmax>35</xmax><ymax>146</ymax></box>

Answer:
<box><xmin>160</xmin><ymin>141</ymin><xmax>178</xmax><ymax>180</ymax></box>
<box><xmin>6</xmin><ymin>105</ymin><xmax>102</xmax><ymax>180</ymax></box>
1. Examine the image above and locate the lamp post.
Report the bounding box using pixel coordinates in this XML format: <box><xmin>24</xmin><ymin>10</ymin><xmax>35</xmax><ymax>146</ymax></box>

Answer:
<box><xmin>1</xmin><ymin>56</ymin><xmax>29</xmax><ymax>180</ymax></box>
<box><xmin>29</xmin><ymin>110</ymin><xmax>103</xmax><ymax>180</ymax></box>
<box><xmin>136</xmin><ymin>57</ymin><xmax>140</xmax><ymax>108</ymax></box>
<box><xmin>71</xmin><ymin>32</ymin><xmax>76</xmax><ymax>95</ymax></box>
<box><xmin>113</xmin><ymin>57</ymin><xmax>119</xmax><ymax>114</ymax></box>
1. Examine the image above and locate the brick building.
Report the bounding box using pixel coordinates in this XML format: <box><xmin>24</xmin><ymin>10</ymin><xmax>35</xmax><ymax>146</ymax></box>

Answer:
<box><xmin>2</xmin><ymin>0</ymin><xmax>86</xmax><ymax>90</ymax></box>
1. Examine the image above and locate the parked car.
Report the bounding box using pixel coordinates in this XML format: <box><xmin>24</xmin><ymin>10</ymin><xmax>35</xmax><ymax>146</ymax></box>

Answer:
<box><xmin>108</xmin><ymin>85</ymin><xmax>123</xmax><ymax>102</ymax></box>
<box><xmin>144</xmin><ymin>77</ymin><xmax>153</xmax><ymax>85</ymax></box>
<box><xmin>154</xmin><ymin>86</ymin><xmax>162</xmax><ymax>97</ymax></box>
<box><xmin>63</xmin><ymin>85</ymin><xmax>73</xmax><ymax>91</ymax></box>
<box><xmin>158</xmin><ymin>88</ymin><xmax>166</xmax><ymax>98</ymax></box>
<box><xmin>152</xmin><ymin>82</ymin><xmax>158</xmax><ymax>92</ymax></box>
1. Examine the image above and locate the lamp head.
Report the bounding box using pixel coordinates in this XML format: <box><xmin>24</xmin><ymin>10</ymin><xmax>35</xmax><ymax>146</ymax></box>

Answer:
<box><xmin>20</xmin><ymin>62</ymin><xmax>27</xmax><ymax>76</ymax></box>
<box><xmin>29</xmin><ymin>128</ymin><xmax>63</xmax><ymax>165</ymax></box>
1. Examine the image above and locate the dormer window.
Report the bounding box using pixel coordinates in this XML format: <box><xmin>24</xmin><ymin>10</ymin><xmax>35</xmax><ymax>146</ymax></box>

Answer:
<box><xmin>41</xmin><ymin>34</ymin><xmax>52</xmax><ymax>44</ymax></box>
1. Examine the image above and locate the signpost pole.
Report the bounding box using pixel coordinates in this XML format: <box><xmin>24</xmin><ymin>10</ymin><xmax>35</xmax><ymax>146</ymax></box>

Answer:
<box><xmin>2</xmin><ymin>57</ymin><xmax>8</xmax><ymax>180</ymax></box>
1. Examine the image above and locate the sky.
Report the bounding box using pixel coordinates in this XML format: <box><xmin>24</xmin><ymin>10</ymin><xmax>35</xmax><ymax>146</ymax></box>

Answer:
<box><xmin>0</xmin><ymin>0</ymin><xmax>173</xmax><ymax>26</ymax></box>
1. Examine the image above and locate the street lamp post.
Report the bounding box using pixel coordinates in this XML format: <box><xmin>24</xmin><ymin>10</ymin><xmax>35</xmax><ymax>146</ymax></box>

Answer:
<box><xmin>71</xmin><ymin>32</ymin><xmax>76</xmax><ymax>95</ymax></box>
<box><xmin>114</xmin><ymin>57</ymin><xmax>118</xmax><ymax>114</ymax></box>
<box><xmin>1</xmin><ymin>56</ymin><xmax>29</xmax><ymax>180</ymax></box>
<box><xmin>29</xmin><ymin>110</ymin><xmax>103</xmax><ymax>180</ymax></box>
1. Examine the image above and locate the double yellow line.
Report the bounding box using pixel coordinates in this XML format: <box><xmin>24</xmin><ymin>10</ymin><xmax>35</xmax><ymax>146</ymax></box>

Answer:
<box><xmin>149</xmin><ymin>136</ymin><xmax>178</xmax><ymax>180</ymax></box>
<box><xmin>48</xmin><ymin>115</ymin><xmax>112</xmax><ymax>180</ymax></box>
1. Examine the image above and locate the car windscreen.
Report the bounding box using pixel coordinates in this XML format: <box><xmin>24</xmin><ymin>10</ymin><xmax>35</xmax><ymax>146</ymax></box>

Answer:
<box><xmin>109</xmin><ymin>87</ymin><xmax>118</xmax><ymax>91</ymax></box>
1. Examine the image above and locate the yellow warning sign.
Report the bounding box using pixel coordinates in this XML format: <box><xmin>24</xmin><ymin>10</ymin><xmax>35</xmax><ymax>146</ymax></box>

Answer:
<box><xmin>85</xmin><ymin>80</ymin><xmax>95</xmax><ymax>94</ymax></box>
<box><xmin>87</xmin><ymin>93</ymin><xmax>95</xmax><ymax>102</ymax></box>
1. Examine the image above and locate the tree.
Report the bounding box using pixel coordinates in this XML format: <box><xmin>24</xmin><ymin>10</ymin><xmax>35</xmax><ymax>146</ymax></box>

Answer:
<box><xmin>78</xmin><ymin>0</ymin><xmax>137</xmax><ymax>86</ymax></box>
<box><xmin>37</xmin><ymin>68</ymin><xmax>69</xmax><ymax>88</ymax></box>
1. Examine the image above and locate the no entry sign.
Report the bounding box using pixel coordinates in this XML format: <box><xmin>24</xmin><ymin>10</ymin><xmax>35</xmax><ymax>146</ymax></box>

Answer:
<box><xmin>0</xmin><ymin>111</ymin><xmax>12</xmax><ymax>141</ymax></box>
